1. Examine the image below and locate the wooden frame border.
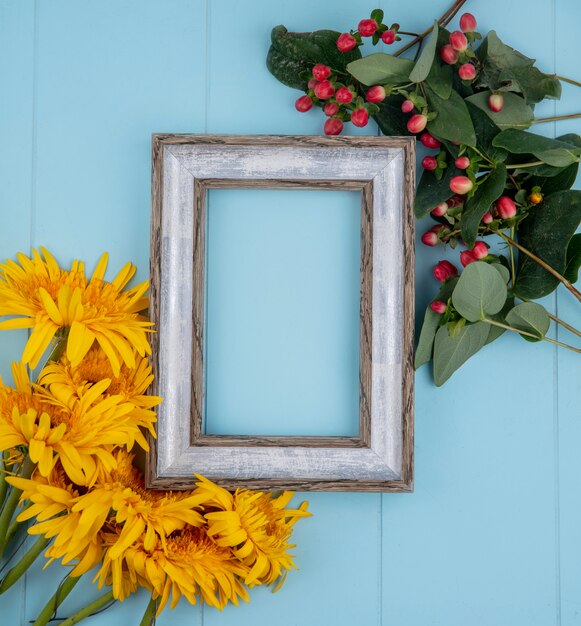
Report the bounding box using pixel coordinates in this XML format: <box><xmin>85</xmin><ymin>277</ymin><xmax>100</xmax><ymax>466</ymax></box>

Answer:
<box><xmin>148</xmin><ymin>134</ymin><xmax>415</xmax><ymax>492</ymax></box>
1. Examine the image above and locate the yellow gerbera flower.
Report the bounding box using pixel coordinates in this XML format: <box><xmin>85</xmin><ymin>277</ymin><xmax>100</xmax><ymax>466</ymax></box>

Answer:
<box><xmin>0</xmin><ymin>362</ymin><xmax>144</xmax><ymax>485</ymax></box>
<box><xmin>195</xmin><ymin>476</ymin><xmax>311</xmax><ymax>587</ymax></box>
<box><xmin>97</xmin><ymin>525</ymin><xmax>249</xmax><ymax>612</ymax></box>
<box><xmin>0</xmin><ymin>247</ymin><xmax>152</xmax><ymax>375</ymax></box>
<box><xmin>38</xmin><ymin>346</ymin><xmax>160</xmax><ymax>438</ymax></box>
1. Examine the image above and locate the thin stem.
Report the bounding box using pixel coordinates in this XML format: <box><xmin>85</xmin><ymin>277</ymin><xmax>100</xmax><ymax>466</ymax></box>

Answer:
<box><xmin>533</xmin><ymin>112</ymin><xmax>581</xmax><ymax>124</ymax></box>
<box><xmin>0</xmin><ymin>453</ymin><xmax>7</xmax><ymax>511</ymax></box>
<box><xmin>496</xmin><ymin>231</ymin><xmax>581</xmax><ymax>303</ymax></box>
<box><xmin>0</xmin><ymin>536</ymin><xmax>50</xmax><ymax>594</ymax></box>
<box><xmin>509</xmin><ymin>159</ymin><xmax>581</xmax><ymax>169</ymax></box>
<box><xmin>398</xmin><ymin>31</ymin><xmax>421</xmax><ymax>37</ymax></box>
<box><xmin>508</xmin><ymin>227</ymin><xmax>516</xmax><ymax>286</ymax></box>
<box><xmin>0</xmin><ymin>456</ymin><xmax>35</xmax><ymax>558</ymax></box>
<box><xmin>5</xmin><ymin>506</ymin><xmax>29</xmax><ymax>546</ymax></box>
<box><xmin>33</xmin><ymin>574</ymin><xmax>81</xmax><ymax>626</ymax></box>
<box><xmin>58</xmin><ymin>590</ymin><xmax>116</xmax><ymax>626</ymax></box>
<box><xmin>139</xmin><ymin>596</ymin><xmax>158</xmax><ymax>626</ymax></box>
<box><xmin>547</xmin><ymin>312</ymin><xmax>581</xmax><ymax>339</ymax></box>
<box><xmin>483</xmin><ymin>319</ymin><xmax>581</xmax><ymax>353</ymax></box>
<box><xmin>555</xmin><ymin>75</ymin><xmax>581</xmax><ymax>88</ymax></box>
<box><xmin>393</xmin><ymin>0</ymin><xmax>467</xmax><ymax>57</ymax></box>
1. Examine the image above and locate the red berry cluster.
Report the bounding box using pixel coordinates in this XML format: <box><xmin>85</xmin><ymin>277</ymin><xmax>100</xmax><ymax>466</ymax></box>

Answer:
<box><xmin>438</xmin><ymin>13</ymin><xmax>481</xmax><ymax>86</ymax></box>
<box><xmin>295</xmin><ymin>63</ymin><xmax>379</xmax><ymax>135</ymax></box>
<box><xmin>336</xmin><ymin>9</ymin><xmax>401</xmax><ymax>53</ymax></box>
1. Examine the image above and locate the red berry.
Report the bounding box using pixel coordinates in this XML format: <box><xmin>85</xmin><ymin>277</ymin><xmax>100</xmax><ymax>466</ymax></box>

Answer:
<box><xmin>407</xmin><ymin>113</ymin><xmax>427</xmax><ymax>134</ymax></box>
<box><xmin>488</xmin><ymin>93</ymin><xmax>504</xmax><ymax>112</ymax></box>
<box><xmin>472</xmin><ymin>241</ymin><xmax>489</xmax><ymax>260</ymax></box>
<box><xmin>312</xmin><ymin>64</ymin><xmax>331</xmax><ymax>81</ymax></box>
<box><xmin>314</xmin><ymin>80</ymin><xmax>335</xmax><ymax>100</ymax></box>
<box><xmin>439</xmin><ymin>44</ymin><xmax>459</xmax><ymax>65</ymax></box>
<box><xmin>401</xmin><ymin>99</ymin><xmax>414</xmax><ymax>113</ymax></box>
<box><xmin>431</xmin><ymin>202</ymin><xmax>448</xmax><ymax>217</ymax></box>
<box><xmin>335</xmin><ymin>87</ymin><xmax>353</xmax><ymax>104</ymax></box>
<box><xmin>430</xmin><ymin>300</ymin><xmax>448</xmax><ymax>314</ymax></box>
<box><xmin>496</xmin><ymin>196</ymin><xmax>517</xmax><ymax>219</ymax></box>
<box><xmin>382</xmin><ymin>29</ymin><xmax>396</xmax><ymax>44</ymax></box>
<box><xmin>295</xmin><ymin>95</ymin><xmax>313</xmax><ymax>112</ymax></box>
<box><xmin>450</xmin><ymin>176</ymin><xmax>473</xmax><ymax>195</ymax></box>
<box><xmin>324</xmin><ymin>117</ymin><xmax>344</xmax><ymax>136</ymax></box>
<box><xmin>481</xmin><ymin>211</ymin><xmax>494</xmax><ymax>224</ymax></box>
<box><xmin>324</xmin><ymin>102</ymin><xmax>339</xmax><ymax>117</ymax></box>
<box><xmin>308</xmin><ymin>79</ymin><xmax>317</xmax><ymax>90</ymax></box>
<box><xmin>455</xmin><ymin>156</ymin><xmax>470</xmax><ymax>170</ymax></box>
<box><xmin>421</xmin><ymin>230</ymin><xmax>439</xmax><ymax>246</ymax></box>
<box><xmin>459</xmin><ymin>12</ymin><xmax>477</xmax><ymax>33</ymax></box>
<box><xmin>358</xmin><ymin>18</ymin><xmax>377</xmax><ymax>37</ymax></box>
<box><xmin>458</xmin><ymin>63</ymin><xmax>476</xmax><ymax>81</ymax></box>
<box><xmin>422</xmin><ymin>156</ymin><xmax>438</xmax><ymax>171</ymax></box>
<box><xmin>449</xmin><ymin>31</ymin><xmax>468</xmax><ymax>52</ymax></box>
<box><xmin>366</xmin><ymin>85</ymin><xmax>386</xmax><ymax>103</ymax></box>
<box><xmin>337</xmin><ymin>32</ymin><xmax>357</xmax><ymax>52</ymax></box>
<box><xmin>460</xmin><ymin>250</ymin><xmax>477</xmax><ymax>267</ymax></box>
<box><xmin>351</xmin><ymin>108</ymin><xmax>369</xmax><ymax>128</ymax></box>
<box><xmin>420</xmin><ymin>132</ymin><xmax>441</xmax><ymax>149</ymax></box>
<box><xmin>433</xmin><ymin>260</ymin><xmax>458</xmax><ymax>282</ymax></box>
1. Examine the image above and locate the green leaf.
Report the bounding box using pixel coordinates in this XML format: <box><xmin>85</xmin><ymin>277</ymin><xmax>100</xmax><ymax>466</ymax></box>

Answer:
<box><xmin>409</xmin><ymin>22</ymin><xmax>439</xmax><ymax>83</ymax></box>
<box><xmin>452</xmin><ymin>262</ymin><xmax>508</xmax><ymax>322</ymax></box>
<box><xmin>492</xmin><ymin>129</ymin><xmax>581</xmax><ymax>167</ymax></box>
<box><xmin>347</xmin><ymin>53</ymin><xmax>414</xmax><ymax>86</ymax></box>
<box><xmin>370</xmin><ymin>9</ymin><xmax>384</xmax><ymax>24</ymax></box>
<box><xmin>491</xmin><ymin>263</ymin><xmax>510</xmax><ymax>283</ymax></box>
<box><xmin>266</xmin><ymin>25</ymin><xmax>362</xmax><ymax>90</ymax></box>
<box><xmin>415</xmin><ymin>278</ymin><xmax>458</xmax><ymax>369</ymax></box>
<box><xmin>514</xmin><ymin>190</ymin><xmax>581</xmax><ymax>299</ymax></box>
<box><xmin>414</xmin><ymin>165</ymin><xmax>459</xmax><ymax>218</ymax></box>
<box><xmin>426</xmin><ymin>59</ymin><xmax>453</xmax><ymax>100</ymax></box>
<box><xmin>564</xmin><ymin>233</ymin><xmax>581</xmax><ymax>284</ymax></box>
<box><xmin>426</xmin><ymin>86</ymin><xmax>476</xmax><ymax>146</ymax></box>
<box><xmin>505</xmin><ymin>302</ymin><xmax>550</xmax><ymax>342</ymax></box>
<box><xmin>433</xmin><ymin>322</ymin><xmax>490</xmax><ymax>386</ymax></box>
<box><xmin>466</xmin><ymin>102</ymin><xmax>507</xmax><ymax>162</ymax></box>
<box><xmin>485</xmin><ymin>296</ymin><xmax>515</xmax><ymax>344</ymax></box>
<box><xmin>461</xmin><ymin>164</ymin><xmax>507</xmax><ymax>247</ymax></box>
<box><xmin>374</xmin><ymin>95</ymin><xmax>410</xmax><ymax>136</ymax></box>
<box><xmin>475</xmin><ymin>30</ymin><xmax>561</xmax><ymax>104</ymax></box>
<box><xmin>465</xmin><ymin>91</ymin><xmax>534</xmax><ymax>130</ymax></box>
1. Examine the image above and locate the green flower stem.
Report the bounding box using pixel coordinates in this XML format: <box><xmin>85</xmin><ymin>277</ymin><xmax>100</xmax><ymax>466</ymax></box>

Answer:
<box><xmin>509</xmin><ymin>226</ymin><xmax>516</xmax><ymax>287</ymax></box>
<box><xmin>496</xmin><ymin>231</ymin><xmax>581</xmax><ymax>303</ymax></box>
<box><xmin>0</xmin><ymin>535</ymin><xmax>50</xmax><ymax>594</ymax></box>
<box><xmin>58</xmin><ymin>590</ymin><xmax>116</xmax><ymax>626</ymax></box>
<box><xmin>483</xmin><ymin>318</ymin><xmax>581</xmax><ymax>353</ymax></box>
<box><xmin>32</xmin><ymin>574</ymin><xmax>81</xmax><ymax>626</ymax></box>
<box><xmin>393</xmin><ymin>0</ymin><xmax>467</xmax><ymax>57</ymax></box>
<box><xmin>5</xmin><ymin>506</ymin><xmax>29</xmax><ymax>546</ymax></box>
<box><xmin>555</xmin><ymin>75</ymin><xmax>581</xmax><ymax>89</ymax></box>
<box><xmin>0</xmin><ymin>454</ymin><xmax>8</xmax><ymax>510</ymax></box>
<box><xmin>0</xmin><ymin>456</ymin><xmax>35</xmax><ymax>558</ymax></box>
<box><xmin>139</xmin><ymin>596</ymin><xmax>158</xmax><ymax>626</ymax></box>
<box><xmin>546</xmin><ymin>312</ymin><xmax>581</xmax><ymax>339</ymax></box>
<box><xmin>533</xmin><ymin>112</ymin><xmax>581</xmax><ymax>124</ymax></box>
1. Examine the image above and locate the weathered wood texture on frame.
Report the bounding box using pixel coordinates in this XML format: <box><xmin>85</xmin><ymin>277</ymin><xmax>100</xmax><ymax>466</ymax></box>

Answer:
<box><xmin>148</xmin><ymin>135</ymin><xmax>415</xmax><ymax>492</ymax></box>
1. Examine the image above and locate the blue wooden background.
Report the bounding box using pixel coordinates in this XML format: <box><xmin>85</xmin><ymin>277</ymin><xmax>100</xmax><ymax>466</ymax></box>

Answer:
<box><xmin>0</xmin><ymin>0</ymin><xmax>580</xmax><ymax>624</ymax></box>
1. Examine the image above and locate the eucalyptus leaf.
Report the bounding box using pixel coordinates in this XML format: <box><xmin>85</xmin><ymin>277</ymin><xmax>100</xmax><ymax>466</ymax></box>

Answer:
<box><xmin>505</xmin><ymin>302</ymin><xmax>550</xmax><ymax>342</ymax></box>
<box><xmin>491</xmin><ymin>263</ymin><xmax>510</xmax><ymax>283</ymax></box>
<box><xmin>514</xmin><ymin>190</ymin><xmax>581</xmax><ymax>299</ymax></box>
<box><xmin>266</xmin><ymin>25</ymin><xmax>362</xmax><ymax>90</ymax></box>
<box><xmin>465</xmin><ymin>91</ymin><xmax>534</xmax><ymax>130</ymax></box>
<box><xmin>426</xmin><ymin>86</ymin><xmax>476</xmax><ymax>146</ymax></box>
<box><xmin>415</xmin><ymin>278</ymin><xmax>458</xmax><ymax>369</ymax></box>
<box><xmin>433</xmin><ymin>322</ymin><xmax>490</xmax><ymax>386</ymax></box>
<box><xmin>347</xmin><ymin>53</ymin><xmax>414</xmax><ymax>86</ymax></box>
<box><xmin>461</xmin><ymin>164</ymin><xmax>507</xmax><ymax>247</ymax></box>
<box><xmin>414</xmin><ymin>165</ymin><xmax>459</xmax><ymax>218</ymax></box>
<box><xmin>492</xmin><ymin>129</ymin><xmax>581</xmax><ymax>167</ymax></box>
<box><xmin>409</xmin><ymin>22</ymin><xmax>439</xmax><ymax>83</ymax></box>
<box><xmin>466</xmin><ymin>102</ymin><xmax>507</xmax><ymax>162</ymax></box>
<box><xmin>564</xmin><ymin>233</ymin><xmax>581</xmax><ymax>284</ymax></box>
<box><xmin>451</xmin><ymin>262</ymin><xmax>508</xmax><ymax>322</ymax></box>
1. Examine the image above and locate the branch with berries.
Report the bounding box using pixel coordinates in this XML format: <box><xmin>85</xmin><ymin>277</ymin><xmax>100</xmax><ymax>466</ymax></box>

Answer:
<box><xmin>266</xmin><ymin>2</ymin><xmax>581</xmax><ymax>385</ymax></box>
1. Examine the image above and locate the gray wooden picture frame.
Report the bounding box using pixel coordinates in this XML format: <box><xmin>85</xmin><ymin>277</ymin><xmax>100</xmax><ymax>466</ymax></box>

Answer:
<box><xmin>147</xmin><ymin>134</ymin><xmax>415</xmax><ymax>492</ymax></box>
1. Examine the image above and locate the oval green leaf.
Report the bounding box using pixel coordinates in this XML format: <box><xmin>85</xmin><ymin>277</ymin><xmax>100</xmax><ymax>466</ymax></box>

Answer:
<box><xmin>465</xmin><ymin>91</ymin><xmax>534</xmax><ymax>130</ymax></box>
<box><xmin>452</xmin><ymin>262</ymin><xmax>508</xmax><ymax>322</ymax></box>
<box><xmin>409</xmin><ymin>22</ymin><xmax>439</xmax><ymax>84</ymax></box>
<box><xmin>492</xmin><ymin>129</ymin><xmax>581</xmax><ymax>167</ymax></box>
<box><xmin>505</xmin><ymin>302</ymin><xmax>550</xmax><ymax>342</ymax></box>
<box><xmin>347</xmin><ymin>53</ymin><xmax>414</xmax><ymax>86</ymax></box>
